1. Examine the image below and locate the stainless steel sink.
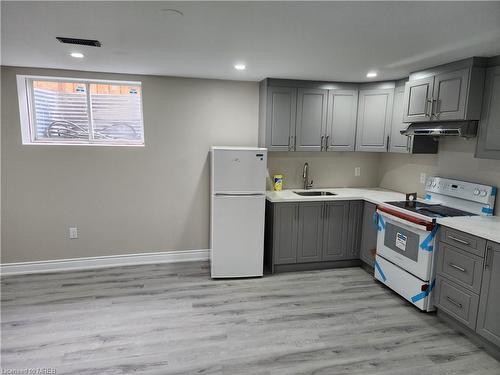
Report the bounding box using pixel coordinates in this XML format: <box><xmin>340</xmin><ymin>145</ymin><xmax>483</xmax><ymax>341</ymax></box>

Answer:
<box><xmin>293</xmin><ymin>191</ymin><xmax>337</xmax><ymax>196</ymax></box>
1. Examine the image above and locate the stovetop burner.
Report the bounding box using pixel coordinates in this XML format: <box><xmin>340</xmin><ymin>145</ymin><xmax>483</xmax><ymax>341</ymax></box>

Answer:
<box><xmin>385</xmin><ymin>201</ymin><xmax>476</xmax><ymax>218</ymax></box>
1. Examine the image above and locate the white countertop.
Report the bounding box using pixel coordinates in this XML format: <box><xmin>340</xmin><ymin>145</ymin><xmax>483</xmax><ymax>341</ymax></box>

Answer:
<box><xmin>266</xmin><ymin>187</ymin><xmax>407</xmax><ymax>205</ymax></box>
<box><xmin>437</xmin><ymin>216</ymin><xmax>500</xmax><ymax>244</ymax></box>
<box><xmin>267</xmin><ymin>188</ymin><xmax>500</xmax><ymax>243</ymax></box>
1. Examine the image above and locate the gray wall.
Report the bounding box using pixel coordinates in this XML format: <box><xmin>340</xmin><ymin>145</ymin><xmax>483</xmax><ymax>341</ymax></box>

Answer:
<box><xmin>1</xmin><ymin>66</ymin><xmax>259</xmax><ymax>263</ymax></box>
<box><xmin>267</xmin><ymin>152</ymin><xmax>382</xmax><ymax>190</ymax></box>
<box><xmin>379</xmin><ymin>138</ymin><xmax>500</xmax><ymax>196</ymax></box>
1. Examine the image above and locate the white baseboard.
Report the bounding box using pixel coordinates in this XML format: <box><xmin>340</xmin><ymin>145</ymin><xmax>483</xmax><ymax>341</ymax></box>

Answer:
<box><xmin>0</xmin><ymin>249</ymin><xmax>210</xmax><ymax>276</ymax></box>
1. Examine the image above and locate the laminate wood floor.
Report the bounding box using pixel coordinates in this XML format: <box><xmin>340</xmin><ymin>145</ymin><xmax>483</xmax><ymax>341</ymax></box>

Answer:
<box><xmin>1</xmin><ymin>262</ymin><xmax>499</xmax><ymax>374</ymax></box>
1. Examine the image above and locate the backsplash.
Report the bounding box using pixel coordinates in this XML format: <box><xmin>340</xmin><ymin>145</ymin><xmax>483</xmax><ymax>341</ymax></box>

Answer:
<box><xmin>267</xmin><ymin>151</ymin><xmax>382</xmax><ymax>190</ymax></box>
<box><xmin>378</xmin><ymin>138</ymin><xmax>500</xmax><ymax>199</ymax></box>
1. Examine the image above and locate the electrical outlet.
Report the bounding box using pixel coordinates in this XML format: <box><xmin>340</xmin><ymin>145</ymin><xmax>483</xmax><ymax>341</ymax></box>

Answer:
<box><xmin>355</xmin><ymin>167</ymin><xmax>361</xmax><ymax>177</ymax></box>
<box><xmin>420</xmin><ymin>173</ymin><xmax>427</xmax><ymax>184</ymax></box>
<box><xmin>69</xmin><ymin>227</ymin><xmax>78</xmax><ymax>239</ymax></box>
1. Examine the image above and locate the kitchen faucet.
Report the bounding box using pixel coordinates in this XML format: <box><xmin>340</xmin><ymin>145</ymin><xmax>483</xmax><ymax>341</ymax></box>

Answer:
<box><xmin>302</xmin><ymin>162</ymin><xmax>313</xmax><ymax>190</ymax></box>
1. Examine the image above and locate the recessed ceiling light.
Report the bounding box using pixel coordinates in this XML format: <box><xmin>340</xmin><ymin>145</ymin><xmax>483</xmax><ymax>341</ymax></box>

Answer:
<box><xmin>366</xmin><ymin>71</ymin><xmax>378</xmax><ymax>78</ymax></box>
<box><xmin>234</xmin><ymin>64</ymin><xmax>246</xmax><ymax>71</ymax></box>
<box><xmin>70</xmin><ymin>52</ymin><xmax>84</xmax><ymax>58</ymax></box>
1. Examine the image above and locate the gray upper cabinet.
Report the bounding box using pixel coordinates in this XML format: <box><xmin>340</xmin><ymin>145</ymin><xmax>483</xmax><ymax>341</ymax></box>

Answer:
<box><xmin>264</xmin><ymin>86</ymin><xmax>297</xmax><ymax>151</ymax></box>
<box><xmin>403</xmin><ymin>76</ymin><xmax>434</xmax><ymax>123</ymax></box>
<box><xmin>360</xmin><ymin>202</ymin><xmax>377</xmax><ymax>267</ymax></box>
<box><xmin>297</xmin><ymin>202</ymin><xmax>324</xmax><ymax>262</ymax></box>
<box><xmin>390</xmin><ymin>85</ymin><xmax>410</xmax><ymax>153</ymax></box>
<box><xmin>403</xmin><ymin>57</ymin><xmax>486</xmax><ymax>123</ymax></box>
<box><xmin>325</xmin><ymin>90</ymin><xmax>358</xmax><ymax>151</ymax></box>
<box><xmin>476</xmin><ymin>66</ymin><xmax>500</xmax><ymax>160</ymax></box>
<box><xmin>476</xmin><ymin>241</ymin><xmax>500</xmax><ymax>347</ymax></box>
<box><xmin>322</xmin><ymin>201</ymin><xmax>349</xmax><ymax>261</ymax></box>
<box><xmin>355</xmin><ymin>88</ymin><xmax>394</xmax><ymax>152</ymax></box>
<box><xmin>433</xmin><ymin>68</ymin><xmax>469</xmax><ymax>121</ymax></box>
<box><xmin>272</xmin><ymin>203</ymin><xmax>298</xmax><ymax>265</ymax></box>
<box><xmin>295</xmin><ymin>88</ymin><xmax>328</xmax><ymax>152</ymax></box>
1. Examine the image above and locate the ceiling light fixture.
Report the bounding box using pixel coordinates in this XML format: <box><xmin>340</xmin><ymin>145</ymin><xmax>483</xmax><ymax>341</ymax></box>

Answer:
<box><xmin>366</xmin><ymin>71</ymin><xmax>378</xmax><ymax>78</ymax></box>
<box><xmin>70</xmin><ymin>52</ymin><xmax>84</xmax><ymax>58</ymax></box>
<box><xmin>234</xmin><ymin>64</ymin><xmax>246</xmax><ymax>71</ymax></box>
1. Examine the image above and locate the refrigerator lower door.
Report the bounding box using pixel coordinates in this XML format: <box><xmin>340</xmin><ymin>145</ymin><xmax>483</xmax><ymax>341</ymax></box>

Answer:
<box><xmin>211</xmin><ymin>194</ymin><xmax>265</xmax><ymax>278</ymax></box>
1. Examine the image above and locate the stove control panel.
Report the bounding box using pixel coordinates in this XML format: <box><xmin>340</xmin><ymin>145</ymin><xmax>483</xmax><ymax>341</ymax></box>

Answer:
<box><xmin>425</xmin><ymin>177</ymin><xmax>496</xmax><ymax>205</ymax></box>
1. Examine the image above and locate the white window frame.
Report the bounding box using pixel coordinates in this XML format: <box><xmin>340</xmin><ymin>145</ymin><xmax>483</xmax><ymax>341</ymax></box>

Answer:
<box><xmin>17</xmin><ymin>75</ymin><xmax>145</xmax><ymax>146</ymax></box>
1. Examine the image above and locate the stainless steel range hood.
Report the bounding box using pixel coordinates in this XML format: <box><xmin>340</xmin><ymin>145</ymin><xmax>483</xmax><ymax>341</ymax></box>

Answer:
<box><xmin>401</xmin><ymin>121</ymin><xmax>478</xmax><ymax>138</ymax></box>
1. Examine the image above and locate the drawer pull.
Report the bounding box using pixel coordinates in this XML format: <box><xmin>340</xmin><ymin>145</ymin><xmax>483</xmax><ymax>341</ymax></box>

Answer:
<box><xmin>446</xmin><ymin>296</ymin><xmax>463</xmax><ymax>309</ymax></box>
<box><xmin>448</xmin><ymin>235</ymin><xmax>470</xmax><ymax>246</ymax></box>
<box><xmin>449</xmin><ymin>263</ymin><xmax>466</xmax><ymax>272</ymax></box>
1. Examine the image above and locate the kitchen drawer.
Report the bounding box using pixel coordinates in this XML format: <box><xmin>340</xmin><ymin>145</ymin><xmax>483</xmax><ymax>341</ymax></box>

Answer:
<box><xmin>437</xmin><ymin>242</ymin><xmax>484</xmax><ymax>294</ymax></box>
<box><xmin>440</xmin><ymin>226</ymin><xmax>486</xmax><ymax>257</ymax></box>
<box><xmin>435</xmin><ymin>276</ymin><xmax>480</xmax><ymax>330</ymax></box>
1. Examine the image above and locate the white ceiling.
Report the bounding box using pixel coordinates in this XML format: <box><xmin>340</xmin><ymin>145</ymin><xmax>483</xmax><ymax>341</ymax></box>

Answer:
<box><xmin>2</xmin><ymin>1</ymin><xmax>500</xmax><ymax>82</ymax></box>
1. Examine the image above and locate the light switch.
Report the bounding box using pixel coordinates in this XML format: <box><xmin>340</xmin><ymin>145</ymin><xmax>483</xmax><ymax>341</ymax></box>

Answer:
<box><xmin>69</xmin><ymin>227</ymin><xmax>78</xmax><ymax>239</ymax></box>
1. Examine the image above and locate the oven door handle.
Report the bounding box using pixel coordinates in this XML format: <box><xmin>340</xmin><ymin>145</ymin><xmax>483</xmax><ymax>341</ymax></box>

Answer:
<box><xmin>376</xmin><ymin>207</ymin><xmax>434</xmax><ymax>232</ymax></box>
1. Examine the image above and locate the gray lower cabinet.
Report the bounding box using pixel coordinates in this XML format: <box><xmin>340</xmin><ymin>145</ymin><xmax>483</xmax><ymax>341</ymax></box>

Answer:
<box><xmin>360</xmin><ymin>201</ymin><xmax>377</xmax><ymax>267</ymax></box>
<box><xmin>297</xmin><ymin>202</ymin><xmax>324</xmax><ymax>262</ymax></box>
<box><xmin>322</xmin><ymin>201</ymin><xmax>349</xmax><ymax>261</ymax></box>
<box><xmin>435</xmin><ymin>227</ymin><xmax>500</xmax><ymax>353</ymax></box>
<box><xmin>267</xmin><ymin>200</ymin><xmax>362</xmax><ymax>270</ymax></box>
<box><xmin>295</xmin><ymin>88</ymin><xmax>328</xmax><ymax>151</ymax></box>
<box><xmin>325</xmin><ymin>90</ymin><xmax>358</xmax><ymax>152</ymax></box>
<box><xmin>272</xmin><ymin>202</ymin><xmax>299</xmax><ymax>265</ymax></box>
<box><xmin>355</xmin><ymin>88</ymin><xmax>394</xmax><ymax>152</ymax></box>
<box><xmin>347</xmin><ymin>201</ymin><xmax>364</xmax><ymax>259</ymax></box>
<box><xmin>475</xmin><ymin>66</ymin><xmax>500</xmax><ymax>160</ymax></box>
<box><xmin>477</xmin><ymin>241</ymin><xmax>500</xmax><ymax>347</ymax></box>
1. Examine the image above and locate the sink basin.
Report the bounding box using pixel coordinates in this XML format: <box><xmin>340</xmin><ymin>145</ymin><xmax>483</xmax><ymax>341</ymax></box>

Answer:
<box><xmin>294</xmin><ymin>191</ymin><xmax>337</xmax><ymax>197</ymax></box>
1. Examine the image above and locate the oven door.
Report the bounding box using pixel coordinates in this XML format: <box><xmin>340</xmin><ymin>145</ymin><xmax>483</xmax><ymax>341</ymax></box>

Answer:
<box><xmin>376</xmin><ymin>209</ymin><xmax>437</xmax><ymax>281</ymax></box>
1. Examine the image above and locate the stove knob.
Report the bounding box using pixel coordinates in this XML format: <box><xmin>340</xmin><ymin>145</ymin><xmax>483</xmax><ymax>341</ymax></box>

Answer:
<box><xmin>480</xmin><ymin>190</ymin><xmax>487</xmax><ymax>197</ymax></box>
<box><xmin>473</xmin><ymin>189</ymin><xmax>480</xmax><ymax>196</ymax></box>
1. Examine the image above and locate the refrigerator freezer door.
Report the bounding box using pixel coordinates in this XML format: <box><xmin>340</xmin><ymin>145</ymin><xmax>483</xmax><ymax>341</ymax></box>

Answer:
<box><xmin>212</xmin><ymin>148</ymin><xmax>267</xmax><ymax>193</ymax></box>
<box><xmin>211</xmin><ymin>195</ymin><xmax>265</xmax><ymax>278</ymax></box>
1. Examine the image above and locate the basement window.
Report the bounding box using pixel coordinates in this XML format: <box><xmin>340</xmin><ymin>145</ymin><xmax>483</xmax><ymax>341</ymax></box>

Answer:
<box><xmin>17</xmin><ymin>75</ymin><xmax>144</xmax><ymax>146</ymax></box>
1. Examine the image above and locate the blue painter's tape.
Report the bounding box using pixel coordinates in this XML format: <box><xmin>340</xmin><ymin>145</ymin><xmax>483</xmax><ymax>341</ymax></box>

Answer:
<box><xmin>373</xmin><ymin>212</ymin><xmax>379</xmax><ymax>231</ymax></box>
<box><xmin>377</xmin><ymin>214</ymin><xmax>386</xmax><ymax>232</ymax></box>
<box><xmin>420</xmin><ymin>225</ymin><xmax>438</xmax><ymax>252</ymax></box>
<box><xmin>424</xmin><ymin>194</ymin><xmax>432</xmax><ymax>200</ymax></box>
<box><xmin>374</xmin><ymin>260</ymin><xmax>387</xmax><ymax>282</ymax></box>
<box><xmin>482</xmin><ymin>207</ymin><xmax>494</xmax><ymax>215</ymax></box>
<box><xmin>492</xmin><ymin>187</ymin><xmax>497</xmax><ymax>197</ymax></box>
<box><xmin>411</xmin><ymin>279</ymin><xmax>435</xmax><ymax>303</ymax></box>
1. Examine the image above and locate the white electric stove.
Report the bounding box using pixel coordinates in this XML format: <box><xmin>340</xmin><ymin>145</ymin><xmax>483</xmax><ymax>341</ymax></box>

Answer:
<box><xmin>374</xmin><ymin>177</ymin><xmax>496</xmax><ymax>311</ymax></box>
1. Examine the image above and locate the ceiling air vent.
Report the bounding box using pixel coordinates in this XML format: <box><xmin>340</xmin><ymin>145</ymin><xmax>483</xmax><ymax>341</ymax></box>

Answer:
<box><xmin>56</xmin><ymin>37</ymin><xmax>101</xmax><ymax>47</ymax></box>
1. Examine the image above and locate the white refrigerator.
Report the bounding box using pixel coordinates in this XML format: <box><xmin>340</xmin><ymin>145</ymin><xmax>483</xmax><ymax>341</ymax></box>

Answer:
<box><xmin>210</xmin><ymin>146</ymin><xmax>268</xmax><ymax>278</ymax></box>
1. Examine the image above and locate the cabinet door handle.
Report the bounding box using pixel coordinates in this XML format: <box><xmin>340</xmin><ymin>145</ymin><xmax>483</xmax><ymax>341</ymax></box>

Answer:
<box><xmin>294</xmin><ymin>135</ymin><xmax>297</xmax><ymax>150</ymax></box>
<box><xmin>448</xmin><ymin>235</ymin><xmax>470</xmax><ymax>246</ymax></box>
<box><xmin>325</xmin><ymin>135</ymin><xmax>330</xmax><ymax>151</ymax></box>
<box><xmin>485</xmin><ymin>245</ymin><xmax>493</xmax><ymax>269</ymax></box>
<box><xmin>446</xmin><ymin>296</ymin><xmax>463</xmax><ymax>309</ymax></box>
<box><xmin>433</xmin><ymin>98</ymin><xmax>440</xmax><ymax>118</ymax></box>
<box><xmin>426</xmin><ymin>99</ymin><xmax>432</xmax><ymax>117</ymax></box>
<box><xmin>288</xmin><ymin>135</ymin><xmax>292</xmax><ymax>151</ymax></box>
<box><xmin>449</xmin><ymin>263</ymin><xmax>466</xmax><ymax>272</ymax></box>
<box><xmin>320</xmin><ymin>135</ymin><xmax>325</xmax><ymax>151</ymax></box>
<box><xmin>386</xmin><ymin>136</ymin><xmax>390</xmax><ymax>152</ymax></box>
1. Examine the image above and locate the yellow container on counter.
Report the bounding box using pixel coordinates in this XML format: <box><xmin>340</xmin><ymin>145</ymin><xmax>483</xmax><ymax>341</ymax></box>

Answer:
<box><xmin>273</xmin><ymin>175</ymin><xmax>283</xmax><ymax>191</ymax></box>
